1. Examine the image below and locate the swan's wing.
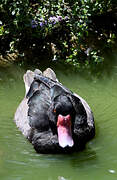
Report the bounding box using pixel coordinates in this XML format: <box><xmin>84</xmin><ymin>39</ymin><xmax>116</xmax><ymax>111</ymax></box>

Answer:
<box><xmin>43</xmin><ymin>68</ymin><xmax>58</xmax><ymax>81</ymax></box>
<box><xmin>26</xmin><ymin>80</ymin><xmax>40</xmax><ymax>98</ymax></box>
<box><xmin>50</xmin><ymin>85</ymin><xmax>67</xmax><ymax>100</ymax></box>
<box><xmin>23</xmin><ymin>69</ymin><xmax>42</xmax><ymax>96</ymax></box>
<box><xmin>23</xmin><ymin>70</ymin><xmax>35</xmax><ymax>95</ymax></box>
<box><xmin>73</xmin><ymin>93</ymin><xmax>94</xmax><ymax>128</ymax></box>
<box><xmin>68</xmin><ymin>94</ymin><xmax>88</xmax><ymax>127</ymax></box>
<box><xmin>69</xmin><ymin>93</ymin><xmax>95</xmax><ymax>140</ymax></box>
<box><xmin>27</xmin><ymin>84</ymin><xmax>51</xmax><ymax>131</ymax></box>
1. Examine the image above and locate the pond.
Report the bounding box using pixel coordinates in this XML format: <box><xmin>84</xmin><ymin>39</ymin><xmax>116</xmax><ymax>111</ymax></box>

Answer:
<box><xmin>0</xmin><ymin>62</ymin><xmax>117</xmax><ymax>180</ymax></box>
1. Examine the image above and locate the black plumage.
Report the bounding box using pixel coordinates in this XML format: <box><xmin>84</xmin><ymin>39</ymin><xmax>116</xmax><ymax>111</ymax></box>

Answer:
<box><xmin>14</xmin><ymin>69</ymin><xmax>95</xmax><ymax>153</ymax></box>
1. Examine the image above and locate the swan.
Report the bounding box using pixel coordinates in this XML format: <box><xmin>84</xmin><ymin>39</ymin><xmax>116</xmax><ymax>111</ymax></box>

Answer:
<box><xmin>14</xmin><ymin>68</ymin><xmax>95</xmax><ymax>153</ymax></box>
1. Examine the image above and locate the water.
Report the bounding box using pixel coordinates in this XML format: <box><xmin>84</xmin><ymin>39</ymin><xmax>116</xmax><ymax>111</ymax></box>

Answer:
<box><xmin>0</xmin><ymin>63</ymin><xmax>117</xmax><ymax>180</ymax></box>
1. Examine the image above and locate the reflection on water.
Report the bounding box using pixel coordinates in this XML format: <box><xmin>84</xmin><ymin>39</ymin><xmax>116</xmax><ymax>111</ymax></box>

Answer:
<box><xmin>0</xmin><ymin>64</ymin><xmax>117</xmax><ymax>180</ymax></box>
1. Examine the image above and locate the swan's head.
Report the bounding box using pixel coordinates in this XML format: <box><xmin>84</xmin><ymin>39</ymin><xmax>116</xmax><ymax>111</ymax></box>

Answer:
<box><xmin>51</xmin><ymin>95</ymin><xmax>75</xmax><ymax>148</ymax></box>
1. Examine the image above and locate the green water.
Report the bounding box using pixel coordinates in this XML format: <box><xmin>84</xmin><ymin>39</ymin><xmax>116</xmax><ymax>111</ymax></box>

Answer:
<box><xmin>0</xmin><ymin>64</ymin><xmax>117</xmax><ymax>180</ymax></box>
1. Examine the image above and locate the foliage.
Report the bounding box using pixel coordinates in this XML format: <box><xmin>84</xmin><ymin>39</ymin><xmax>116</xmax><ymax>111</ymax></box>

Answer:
<box><xmin>0</xmin><ymin>0</ymin><xmax>117</xmax><ymax>71</ymax></box>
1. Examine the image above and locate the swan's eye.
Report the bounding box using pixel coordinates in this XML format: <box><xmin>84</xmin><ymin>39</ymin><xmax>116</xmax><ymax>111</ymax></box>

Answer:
<box><xmin>53</xmin><ymin>109</ymin><xmax>56</xmax><ymax>113</ymax></box>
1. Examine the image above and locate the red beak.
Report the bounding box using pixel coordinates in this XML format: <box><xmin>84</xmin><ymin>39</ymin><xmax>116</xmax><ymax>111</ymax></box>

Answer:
<box><xmin>57</xmin><ymin>114</ymin><xmax>74</xmax><ymax>148</ymax></box>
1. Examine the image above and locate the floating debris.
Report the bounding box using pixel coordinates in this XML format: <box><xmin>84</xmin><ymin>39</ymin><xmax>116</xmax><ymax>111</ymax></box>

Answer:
<box><xmin>58</xmin><ymin>176</ymin><xmax>68</xmax><ymax>180</ymax></box>
<box><xmin>108</xmin><ymin>169</ymin><xmax>116</xmax><ymax>174</ymax></box>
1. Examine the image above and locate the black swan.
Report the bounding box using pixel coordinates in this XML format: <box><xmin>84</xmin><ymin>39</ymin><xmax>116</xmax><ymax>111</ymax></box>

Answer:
<box><xmin>14</xmin><ymin>68</ymin><xmax>95</xmax><ymax>153</ymax></box>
